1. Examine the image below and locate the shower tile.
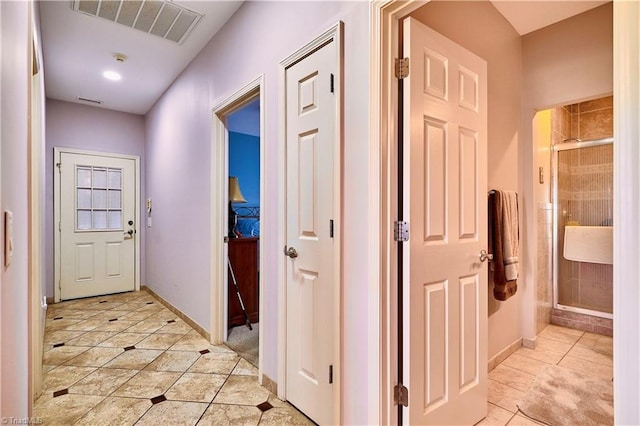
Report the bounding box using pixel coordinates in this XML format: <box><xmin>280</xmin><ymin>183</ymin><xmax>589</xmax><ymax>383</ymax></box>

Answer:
<box><xmin>579</xmin><ymin>109</ymin><xmax>613</xmax><ymax>140</ymax></box>
<box><xmin>579</xmin><ymin>96</ymin><xmax>613</xmax><ymax>113</ymax></box>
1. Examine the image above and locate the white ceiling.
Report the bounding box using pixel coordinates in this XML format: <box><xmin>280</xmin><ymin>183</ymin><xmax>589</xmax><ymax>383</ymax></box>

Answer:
<box><xmin>38</xmin><ymin>1</ymin><xmax>609</xmax><ymax>117</ymax></box>
<box><xmin>39</xmin><ymin>1</ymin><xmax>243</xmax><ymax>115</ymax></box>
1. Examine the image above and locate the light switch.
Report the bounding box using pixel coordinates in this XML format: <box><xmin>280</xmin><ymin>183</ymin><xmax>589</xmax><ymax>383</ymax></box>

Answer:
<box><xmin>5</xmin><ymin>211</ymin><xmax>13</xmax><ymax>267</ymax></box>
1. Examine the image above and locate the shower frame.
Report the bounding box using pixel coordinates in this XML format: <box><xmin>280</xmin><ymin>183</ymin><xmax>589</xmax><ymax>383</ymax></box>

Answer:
<box><xmin>552</xmin><ymin>136</ymin><xmax>614</xmax><ymax>320</ymax></box>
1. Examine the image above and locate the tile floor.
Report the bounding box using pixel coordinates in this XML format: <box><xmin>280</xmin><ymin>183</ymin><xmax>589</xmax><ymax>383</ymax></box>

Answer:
<box><xmin>478</xmin><ymin>324</ymin><xmax>613</xmax><ymax>425</ymax></box>
<box><xmin>36</xmin><ymin>290</ymin><xmax>613</xmax><ymax>425</ymax></box>
<box><xmin>35</xmin><ymin>290</ymin><xmax>313</xmax><ymax>425</ymax></box>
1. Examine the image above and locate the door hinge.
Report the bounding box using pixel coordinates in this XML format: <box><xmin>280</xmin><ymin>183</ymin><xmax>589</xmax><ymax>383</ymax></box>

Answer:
<box><xmin>395</xmin><ymin>58</ymin><xmax>409</xmax><ymax>79</ymax></box>
<box><xmin>394</xmin><ymin>383</ymin><xmax>409</xmax><ymax>407</ymax></box>
<box><xmin>58</xmin><ymin>222</ymin><xmax>61</xmax><ymax>232</ymax></box>
<box><xmin>56</xmin><ymin>162</ymin><xmax>62</xmax><ymax>172</ymax></box>
<box><xmin>393</xmin><ymin>221</ymin><xmax>409</xmax><ymax>242</ymax></box>
<box><xmin>329</xmin><ymin>365</ymin><xmax>333</xmax><ymax>384</ymax></box>
<box><xmin>329</xmin><ymin>219</ymin><xmax>334</xmax><ymax>238</ymax></box>
<box><xmin>330</xmin><ymin>73</ymin><xmax>335</xmax><ymax>93</ymax></box>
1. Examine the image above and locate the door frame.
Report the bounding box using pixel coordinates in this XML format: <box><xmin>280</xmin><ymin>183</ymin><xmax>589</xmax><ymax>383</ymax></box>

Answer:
<box><xmin>278</xmin><ymin>22</ymin><xmax>343</xmax><ymax>424</ymax></box>
<box><xmin>370</xmin><ymin>2</ymin><xmax>428</xmax><ymax>424</ymax></box>
<box><xmin>210</xmin><ymin>76</ymin><xmax>265</xmax><ymax>382</ymax></box>
<box><xmin>53</xmin><ymin>147</ymin><xmax>141</xmax><ymax>303</ymax></box>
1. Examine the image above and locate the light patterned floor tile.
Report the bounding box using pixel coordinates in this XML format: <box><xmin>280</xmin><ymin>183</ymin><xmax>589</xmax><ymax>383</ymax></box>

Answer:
<box><xmin>144</xmin><ymin>350</ymin><xmax>200</xmax><ymax>372</ymax></box>
<box><xmin>111</xmin><ymin>370</ymin><xmax>182</xmax><ymax>399</ymax></box>
<box><xmin>165</xmin><ymin>372</ymin><xmax>227</xmax><ymax>402</ymax></box>
<box><xmin>69</xmin><ymin>368</ymin><xmax>138</xmax><ymax>396</ymax></box>
<box><xmin>198</xmin><ymin>403</ymin><xmax>262</xmax><ymax>426</ymax></box>
<box><xmin>136</xmin><ymin>400</ymin><xmax>208</xmax><ymax>426</ymax></box>
<box><xmin>488</xmin><ymin>365</ymin><xmax>536</xmax><ymax>393</ymax></box>
<box><xmin>76</xmin><ymin>396</ymin><xmax>152</xmax><ymax>425</ymax></box>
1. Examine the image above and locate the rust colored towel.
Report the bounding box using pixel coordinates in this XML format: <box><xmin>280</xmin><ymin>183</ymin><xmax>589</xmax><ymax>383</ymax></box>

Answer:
<box><xmin>488</xmin><ymin>190</ymin><xmax>519</xmax><ymax>301</ymax></box>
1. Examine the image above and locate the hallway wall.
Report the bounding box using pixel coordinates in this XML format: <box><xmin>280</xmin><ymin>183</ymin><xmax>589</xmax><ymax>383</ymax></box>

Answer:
<box><xmin>144</xmin><ymin>2</ymin><xmax>372</xmax><ymax>423</ymax></box>
<box><xmin>44</xmin><ymin>99</ymin><xmax>146</xmax><ymax>298</ymax></box>
<box><xmin>0</xmin><ymin>0</ymin><xmax>33</xmax><ymax>418</ymax></box>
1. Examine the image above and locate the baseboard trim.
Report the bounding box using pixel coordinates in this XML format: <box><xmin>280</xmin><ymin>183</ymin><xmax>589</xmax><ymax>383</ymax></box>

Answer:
<box><xmin>142</xmin><ymin>285</ymin><xmax>210</xmax><ymax>341</ymax></box>
<box><xmin>46</xmin><ymin>297</ymin><xmax>54</xmax><ymax>305</ymax></box>
<box><xmin>522</xmin><ymin>336</ymin><xmax>536</xmax><ymax>349</ymax></box>
<box><xmin>261</xmin><ymin>372</ymin><xmax>278</xmax><ymax>395</ymax></box>
<box><xmin>488</xmin><ymin>337</ymin><xmax>522</xmax><ymax>372</ymax></box>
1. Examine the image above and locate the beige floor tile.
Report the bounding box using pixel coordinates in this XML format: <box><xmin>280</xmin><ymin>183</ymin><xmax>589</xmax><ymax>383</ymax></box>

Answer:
<box><xmin>89</xmin><ymin>310</ymin><xmax>133</xmax><ymax>321</ymax></box>
<box><xmin>104</xmin><ymin>348</ymin><xmax>163</xmax><ymax>369</ymax></box>
<box><xmin>214</xmin><ymin>375</ymin><xmax>270</xmax><ymax>406</ymax></box>
<box><xmin>43</xmin><ymin>364</ymin><xmax>56</xmax><ymax>373</ymax></box>
<box><xmin>33</xmin><ymin>393</ymin><xmax>105</xmax><ymax>425</ymax></box>
<box><xmin>169</xmin><ymin>330</ymin><xmax>215</xmax><ymax>351</ymax></box>
<box><xmin>91</xmin><ymin>319</ymin><xmax>140</xmax><ymax>332</ymax></box>
<box><xmin>119</xmin><ymin>309</ymin><xmax>157</xmax><ymax>321</ymax></box>
<box><xmin>567</xmin><ymin>344</ymin><xmax>612</xmax><ymax>366</ymax></box>
<box><xmin>76</xmin><ymin>396</ymin><xmax>152</xmax><ymax>425</ymax></box>
<box><xmin>488</xmin><ymin>365</ymin><xmax>536</xmax><ymax>393</ymax></box>
<box><xmin>259</xmin><ymin>405</ymin><xmax>315</xmax><ymax>425</ymax></box>
<box><xmin>533</xmin><ymin>336</ymin><xmax>574</xmax><ymax>355</ymax></box>
<box><xmin>65</xmin><ymin>331</ymin><xmax>119</xmax><ymax>347</ymax></box>
<box><xmin>144</xmin><ymin>350</ymin><xmax>200</xmax><ymax>372</ymax></box>
<box><xmin>144</xmin><ymin>309</ymin><xmax>179</xmax><ymax>322</ymax></box>
<box><xmin>474</xmin><ymin>402</ymin><xmax>514</xmax><ymax>426</ymax></box>
<box><xmin>487</xmin><ymin>379</ymin><xmax>526</xmax><ymax>413</ymax></box>
<box><xmin>97</xmin><ymin>332</ymin><xmax>150</xmax><ymax>348</ymax></box>
<box><xmin>69</xmin><ymin>368</ymin><xmax>138</xmax><ymax>396</ymax></box>
<box><xmin>233</xmin><ymin>358</ymin><xmax>259</xmax><ymax>376</ymax></box>
<box><xmin>558</xmin><ymin>355</ymin><xmax>613</xmax><ymax>380</ymax></box>
<box><xmin>507</xmin><ymin>414</ymin><xmax>545</xmax><ymax>425</ymax></box>
<box><xmin>47</xmin><ymin>309</ymin><xmax>101</xmax><ymax>320</ymax></box>
<box><xmin>111</xmin><ymin>370</ymin><xmax>182</xmax><ymax>398</ymax></box>
<box><xmin>514</xmin><ymin>346</ymin><xmax>564</xmax><ymax>365</ymax></box>
<box><xmin>188</xmin><ymin>353</ymin><xmax>239</xmax><ymax>374</ymax></box>
<box><xmin>538</xmin><ymin>325</ymin><xmax>583</xmax><ymax>344</ymax></box>
<box><xmin>500</xmin><ymin>354</ymin><xmax>549</xmax><ymax>377</ymax></box>
<box><xmin>63</xmin><ymin>346</ymin><xmax>124</xmax><ymax>367</ymax></box>
<box><xmin>46</xmin><ymin>318</ymin><xmax>83</xmax><ymax>331</ymax></box>
<box><xmin>576</xmin><ymin>333</ymin><xmax>613</xmax><ymax>358</ymax></box>
<box><xmin>43</xmin><ymin>329</ymin><xmax>86</xmax><ymax>346</ymax></box>
<box><xmin>42</xmin><ymin>345</ymin><xmax>90</xmax><ymax>365</ymax></box>
<box><xmin>125</xmin><ymin>319</ymin><xmax>167</xmax><ymax>333</ymax></box>
<box><xmin>42</xmin><ymin>365</ymin><xmax>97</xmax><ymax>392</ymax></box>
<box><xmin>198</xmin><ymin>403</ymin><xmax>262</xmax><ymax>426</ymax></box>
<box><xmin>166</xmin><ymin>372</ymin><xmax>227</xmax><ymax>402</ymax></box>
<box><xmin>136</xmin><ymin>400</ymin><xmax>208</xmax><ymax>426</ymax></box>
<box><xmin>81</xmin><ymin>301</ymin><xmax>126</xmax><ymax>311</ymax></box>
<box><xmin>136</xmin><ymin>333</ymin><xmax>184</xmax><ymax>350</ymax></box>
<box><xmin>157</xmin><ymin>320</ymin><xmax>195</xmax><ymax>335</ymax></box>
<box><xmin>62</xmin><ymin>318</ymin><xmax>106</xmax><ymax>332</ymax></box>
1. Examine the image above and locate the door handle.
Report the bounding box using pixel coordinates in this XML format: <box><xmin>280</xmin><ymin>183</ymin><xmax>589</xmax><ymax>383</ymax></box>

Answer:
<box><xmin>479</xmin><ymin>249</ymin><xmax>493</xmax><ymax>262</ymax></box>
<box><xmin>284</xmin><ymin>246</ymin><xmax>298</xmax><ymax>259</ymax></box>
<box><xmin>124</xmin><ymin>229</ymin><xmax>134</xmax><ymax>238</ymax></box>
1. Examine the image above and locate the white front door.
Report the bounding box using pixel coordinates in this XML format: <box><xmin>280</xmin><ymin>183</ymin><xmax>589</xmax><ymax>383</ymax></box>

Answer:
<box><xmin>403</xmin><ymin>18</ymin><xmax>488</xmax><ymax>425</ymax></box>
<box><xmin>284</xmin><ymin>38</ymin><xmax>337</xmax><ymax>425</ymax></box>
<box><xmin>57</xmin><ymin>150</ymin><xmax>137</xmax><ymax>301</ymax></box>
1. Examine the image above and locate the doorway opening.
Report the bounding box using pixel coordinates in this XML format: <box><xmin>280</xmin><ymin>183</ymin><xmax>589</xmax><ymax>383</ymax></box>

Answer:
<box><xmin>225</xmin><ymin>98</ymin><xmax>261</xmax><ymax>367</ymax></box>
<box><xmin>210</xmin><ymin>77</ymin><xmax>264</xmax><ymax>381</ymax></box>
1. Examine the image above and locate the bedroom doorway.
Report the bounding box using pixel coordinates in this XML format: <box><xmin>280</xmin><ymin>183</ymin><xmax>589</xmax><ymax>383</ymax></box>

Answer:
<box><xmin>210</xmin><ymin>77</ymin><xmax>264</xmax><ymax>381</ymax></box>
<box><xmin>226</xmin><ymin>97</ymin><xmax>261</xmax><ymax>367</ymax></box>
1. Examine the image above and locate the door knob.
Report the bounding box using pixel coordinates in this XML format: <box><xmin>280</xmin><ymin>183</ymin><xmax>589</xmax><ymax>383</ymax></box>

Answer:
<box><xmin>124</xmin><ymin>229</ymin><xmax>134</xmax><ymax>237</ymax></box>
<box><xmin>284</xmin><ymin>246</ymin><xmax>298</xmax><ymax>259</ymax></box>
<box><xmin>479</xmin><ymin>249</ymin><xmax>493</xmax><ymax>262</ymax></box>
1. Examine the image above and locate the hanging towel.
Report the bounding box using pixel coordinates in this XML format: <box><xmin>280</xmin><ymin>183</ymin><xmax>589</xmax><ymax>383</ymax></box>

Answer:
<box><xmin>488</xmin><ymin>190</ymin><xmax>519</xmax><ymax>301</ymax></box>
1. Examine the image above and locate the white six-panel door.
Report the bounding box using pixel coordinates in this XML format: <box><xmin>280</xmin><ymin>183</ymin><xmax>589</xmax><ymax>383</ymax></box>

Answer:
<box><xmin>284</xmin><ymin>39</ymin><xmax>337</xmax><ymax>425</ymax></box>
<box><xmin>403</xmin><ymin>17</ymin><xmax>488</xmax><ymax>425</ymax></box>
<box><xmin>58</xmin><ymin>151</ymin><xmax>137</xmax><ymax>300</ymax></box>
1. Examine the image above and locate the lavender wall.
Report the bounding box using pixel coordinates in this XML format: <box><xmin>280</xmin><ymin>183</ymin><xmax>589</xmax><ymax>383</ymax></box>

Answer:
<box><xmin>1</xmin><ymin>0</ymin><xmax>32</xmax><ymax>417</ymax></box>
<box><xmin>45</xmin><ymin>99</ymin><xmax>146</xmax><ymax>298</ymax></box>
<box><xmin>145</xmin><ymin>2</ymin><xmax>371</xmax><ymax>422</ymax></box>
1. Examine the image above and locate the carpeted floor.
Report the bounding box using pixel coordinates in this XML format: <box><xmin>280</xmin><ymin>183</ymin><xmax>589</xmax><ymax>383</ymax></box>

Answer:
<box><xmin>518</xmin><ymin>364</ymin><xmax>613</xmax><ymax>426</ymax></box>
<box><xmin>226</xmin><ymin>322</ymin><xmax>259</xmax><ymax>368</ymax></box>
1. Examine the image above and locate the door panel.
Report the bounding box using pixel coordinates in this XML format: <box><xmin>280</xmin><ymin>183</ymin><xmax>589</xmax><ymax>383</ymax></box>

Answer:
<box><xmin>285</xmin><ymin>39</ymin><xmax>336</xmax><ymax>425</ymax></box>
<box><xmin>59</xmin><ymin>152</ymin><xmax>136</xmax><ymax>300</ymax></box>
<box><xmin>404</xmin><ymin>18</ymin><xmax>488</xmax><ymax>425</ymax></box>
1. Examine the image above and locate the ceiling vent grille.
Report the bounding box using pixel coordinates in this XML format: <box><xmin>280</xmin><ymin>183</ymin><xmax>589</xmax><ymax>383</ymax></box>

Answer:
<box><xmin>72</xmin><ymin>0</ymin><xmax>203</xmax><ymax>44</ymax></box>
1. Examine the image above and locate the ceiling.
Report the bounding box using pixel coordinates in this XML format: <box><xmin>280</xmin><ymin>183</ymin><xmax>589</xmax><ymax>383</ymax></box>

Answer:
<box><xmin>39</xmin><ymin>0</ymin><xmax>609</xmax><ymax>117</ymax></box>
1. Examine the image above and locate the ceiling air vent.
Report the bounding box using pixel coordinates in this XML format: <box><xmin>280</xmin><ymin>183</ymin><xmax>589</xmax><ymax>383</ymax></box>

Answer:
<box><xmin>77</xmin><ymin>97</ymin><xmax>103</xmax><ymax>105</ymax></box>
<box><xmin>72</xmin><ymin>0</ymin><xmax>203</xmax><ymax>44</ymax></box>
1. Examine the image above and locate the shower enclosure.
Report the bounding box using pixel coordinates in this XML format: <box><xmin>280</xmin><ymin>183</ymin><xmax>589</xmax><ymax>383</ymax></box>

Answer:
<box><xmin>553</xmin><ymin>137</ymin><xmax>613</xmax><ymax>319</ymax></box>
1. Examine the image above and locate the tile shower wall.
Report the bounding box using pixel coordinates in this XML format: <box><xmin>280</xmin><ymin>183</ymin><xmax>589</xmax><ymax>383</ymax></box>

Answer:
<box><xmin>555</xmin><ymin>96</ymin><xmax>613</xmax><ymax>316</ymax></box>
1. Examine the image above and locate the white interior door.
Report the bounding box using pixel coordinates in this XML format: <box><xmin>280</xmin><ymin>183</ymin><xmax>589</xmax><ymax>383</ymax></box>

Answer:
<box><xmin>284</xmin><ymin>39</ymin><xmax>337</xmax><ymax>425</ymax></box>
<box><xmin>58</xmin><ymin>151</ymin><xmax>137</xmax><ymax>300</ymax></box>
<box><xmin>403</xmin><ymin>17</ymin><xmax>488</xmax><ymax>425</ymax></box>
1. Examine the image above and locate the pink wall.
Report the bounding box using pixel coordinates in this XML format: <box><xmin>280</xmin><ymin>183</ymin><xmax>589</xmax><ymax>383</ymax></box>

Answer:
<box><xmin>411</xmin><ymin>1</ymin><xmax>523</xmax><ymax>360</ymax></box>
<box><xmin>1</xmin><ymin>0</ymin><xmax>31</xmax><ymax>417</ymax></box>
<box><xmin>45</xmin><ymin>99</ymin><xmax>146</xmax><ymax>298</ymax></box>
<box><xmin>145</xmin><ymin>2</ymin><xmax>372</xmax><ymax>422</ymax></box>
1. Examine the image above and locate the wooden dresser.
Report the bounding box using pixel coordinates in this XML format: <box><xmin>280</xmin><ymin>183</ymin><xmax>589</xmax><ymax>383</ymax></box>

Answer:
<box><xmin>227</xmin><ymin>237</ymin><xmax>259</xmax><ymax>327</ymax></box>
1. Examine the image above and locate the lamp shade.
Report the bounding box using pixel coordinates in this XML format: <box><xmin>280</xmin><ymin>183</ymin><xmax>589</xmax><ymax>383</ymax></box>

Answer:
<box><xmin>228</xmin><ymin>176</ymin><xmax>247</xmax><ymax>203</ymax></box>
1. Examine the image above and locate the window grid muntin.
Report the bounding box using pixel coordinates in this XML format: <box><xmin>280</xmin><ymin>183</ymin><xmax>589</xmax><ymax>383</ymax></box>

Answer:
<box><xmin>76</xmin><ymin>165</ymin><xmax>123</xmax><ymax>231</ymax></box>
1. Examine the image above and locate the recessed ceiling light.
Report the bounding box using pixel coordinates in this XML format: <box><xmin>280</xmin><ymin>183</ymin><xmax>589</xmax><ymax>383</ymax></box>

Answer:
<box><xmin>103</xmin><ymin>70</ymin><xmax>121</xmax><ymax>81</ymax></box>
